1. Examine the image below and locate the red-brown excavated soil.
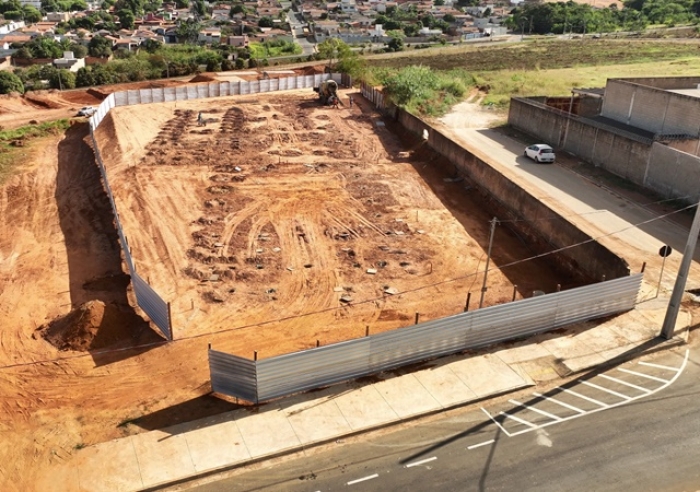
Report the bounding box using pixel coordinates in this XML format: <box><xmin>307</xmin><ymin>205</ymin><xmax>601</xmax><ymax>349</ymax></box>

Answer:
<box><xmin>94</xmin><ymin>88</ymin><xmax>569</xmax><ymax>358</ymax></box>
<box><xmin>0</xmin><ymin>85</ymin><xmax>569</xmax><ymax>491</ymax></box>
<box><xmin>36</xmin><ymin>299</ymin><xmax>159</xmax><ymax>351</ymax></box>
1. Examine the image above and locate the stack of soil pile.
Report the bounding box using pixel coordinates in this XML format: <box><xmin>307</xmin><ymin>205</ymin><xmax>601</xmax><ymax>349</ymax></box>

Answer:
<box><xmin>35</xmin><ymin>300</ymin><xmax>150</xmax><ymax>351</ymax></box>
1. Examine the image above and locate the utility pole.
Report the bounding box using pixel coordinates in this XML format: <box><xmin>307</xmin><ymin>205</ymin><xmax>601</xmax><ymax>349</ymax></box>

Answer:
<box><xmin>479</xmin><ymin>217</ymin><xmax>498</xmax><ymax>309</ymax></box>
<box><xmin>661</xmin><ymin>202</ymin><xmax>700</xmax><ymax>339</ymax></box>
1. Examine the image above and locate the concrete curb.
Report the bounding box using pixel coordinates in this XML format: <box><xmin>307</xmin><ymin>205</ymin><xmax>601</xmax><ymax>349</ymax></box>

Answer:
<box><xmin>140</xmin><ymin>383</ymin><xmax>534</xmax><ymax>491</ymax></box>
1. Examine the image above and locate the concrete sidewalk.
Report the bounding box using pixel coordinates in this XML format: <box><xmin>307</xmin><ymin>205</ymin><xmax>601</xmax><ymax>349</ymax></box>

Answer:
<box><xmin>71</xmin><ymin>291</ymin><xmax>689</xmax><ymax>492</ymax></box>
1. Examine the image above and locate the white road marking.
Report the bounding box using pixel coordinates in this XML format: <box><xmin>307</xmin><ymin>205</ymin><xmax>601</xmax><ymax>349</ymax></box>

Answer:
<box><xmin>558</xmin><ymin>387</ymin><xmax>609</xmax><ymax>408</ymax></box>
<box><xmin>638</xmin><ymin>360</ymin><xmax>681</xmax><ymax>372</ymax></box>
<box><xmin>468</xmin><ymin>439</ymin><xmax>495</xmax><ymax>450</ymax></box>
<box><xmin>536</xmin><ymin>428</ymin><xmax>552</xmax><ymax>447</ymax></box>
<box><xmin>508</xmin><ymin>399</ymin><xmax>563</xmax><ymax>421</ymax></box>
<box><xmin>580</xmin><ymin>380</ymin><xmax>632</xmax><ymax>400</ymax></box>
<box><xmin>481</xmin><ymin>407</ymin><xmax>512</xmax><ymax>437</ymax></box>
<box><xmin>480</xmin><ymin>350</ymin><xmax>688</xmax><ymax>440</ymax></box>
<box><xmin>499</xmin><ymin>411</ymin><xmax>538</xmax><ymax>428</ymax></box>
<box><xmin>347</xmin><ymin>474</ymin><xmax>379</xmax><ymax>485</ymax></box>
<box><xmin>618</xmin><ymin>367</ymin><xmax>669</xmax><ymax>383</ymax></box>
<box><xmin>598</xmin><ymin>374</ymin><xmax>652</xmax><ymax>394</ymax></box>
<box><xmin>405</xmin><ymin>456</ymin><xmax>437</xmax><ymax>468</ymax></box>
<box><xmin>532</xmin><ymin>392</ymin><xmax>586</xmax><ymax>414</ymax></box>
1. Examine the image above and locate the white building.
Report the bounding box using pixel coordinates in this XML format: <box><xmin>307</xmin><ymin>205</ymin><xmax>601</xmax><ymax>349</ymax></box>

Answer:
<box><xmin>53</xmin><ymin>51</ymin><xmax>85</xmax><ymax>72</ymax></box>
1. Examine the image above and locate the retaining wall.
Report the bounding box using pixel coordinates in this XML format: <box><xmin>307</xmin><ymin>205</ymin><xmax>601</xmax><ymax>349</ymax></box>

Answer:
<box><xmin>509</xmin><ymin>97</ymin><xmax>700</xmax><ymax>203</ymax></box>
<box><xmin>397</xmin><ymin>109</ymin><xmax>630</xmax><ymax>282</ymax></box>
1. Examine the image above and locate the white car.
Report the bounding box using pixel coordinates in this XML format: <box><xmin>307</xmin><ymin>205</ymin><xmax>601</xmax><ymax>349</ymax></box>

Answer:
<box><xmin>524</xmin><ymin>144</ymin><xmax>556</xmax><ymax>163</ymax></box>
<box><xmin>77</xmin><ymin>106</ymin><xmax>96</xmax><ymax>116</ymax></box>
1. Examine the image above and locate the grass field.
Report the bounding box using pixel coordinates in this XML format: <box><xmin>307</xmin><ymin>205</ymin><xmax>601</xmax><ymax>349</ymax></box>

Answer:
<box><xmin>366</xmin><ymin>39</ymin><xmax>700</xmax><ymax>109</ymax></box>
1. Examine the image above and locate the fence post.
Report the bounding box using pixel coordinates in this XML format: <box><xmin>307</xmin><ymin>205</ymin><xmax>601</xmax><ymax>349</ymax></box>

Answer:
<box><xmin>464</xmin><ymin>292</ymin><xmax>471</xmax><ymax>312</ymax></box>
<box><xmin>641</xmin><ymin>262</ymin><xmax>646</xmax><ymax>273</ymax></box>
<box><xmin>254</xmin><ymin>350</ymin><xmax>258</xmax><ymax>361</ymax></box>
<box><xmin>512</xmin><ymin>285</ymin><xmax>517</xmax><ymax>302</ymax></box>
<box><xmin>167</xmin><ymin>302</ymin><xmax>173</xmax><ymax>340</ymax></box>
<box><xmin>556</xmin><ymin>284</ymin><xmax>561</xmax><ymax>292</ymax></box>
<box><xmin>365</xmin><ymin>325</ymin><xmax>369</xmax><ymax>336</ymax></box>
<box><xmin>415</xmin><ymin>312</ymin><xmax>420</xmax><ymax>325</ymax></box>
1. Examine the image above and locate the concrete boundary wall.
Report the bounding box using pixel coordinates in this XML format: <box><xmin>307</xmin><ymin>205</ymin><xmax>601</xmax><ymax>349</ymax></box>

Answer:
<box><xmin>397</xmin><ymin>108</ymin><xmax>630</xmax><ymax>281</ymax></box>
<box><xmin>88</xmin><ymin>73</ymin><xmax>344</xmax><ymax>339</ymax></box>
<box><xmin>509</xmin><ymin>97</ymin><xmax>700</xmax><ymax>203</ymax></box>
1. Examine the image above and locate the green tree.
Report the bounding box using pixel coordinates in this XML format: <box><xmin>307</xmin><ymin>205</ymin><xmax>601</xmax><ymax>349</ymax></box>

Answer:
<box><xmin>142</xmin><ymin>38</ymin><xmax>161</xmax><ymax>53</ymax></box>
<box><xmin>0</xmin><ymin>71</ymin><xmax>24</xmax><ymax>94</ymax></box>
<box><xmin>387</xmin><ymin>35</ymin><xmax>404</xmax><ymax>52</ymax></box>
<box><xmin>27</xmin><ymin>36</ymin><xmax>64</xmax><ymax>58</ymax></box>
<box><xmin>230</xmin><ymin>3</ymin><xmax>245</xmax><ymax>16</ymax></box>
<box><xmin>117</xmin><ymin>9</ymin><xmax>135</xmax><ymax>29</ymax></box>
<box><xmin>258</xmin><ymin>16</ymin><xmax>274</xmax><ymax>27</ymax></box>
<box><xmin>50</xmin><ymin>69</ymin><xmax>76</xmax><ymax>89</ymax></box>
<box><xmin>88</xmin><ymin>36</ymin><xmax>113</xmax><ymax>57</ymax></box>
<box><xmin>3</xmin><ymin>10</ymin><xmax>23</xmax><ymax>20</ymax></box>
<box><xmin>13</xmin><ymin>46</ymin><xmax>33</xmax><ymax>59</ymax></box>
<box><xmin>69</xmin><ymin>0</ymin><xmax>87</xmax><ymax>9</ymax></box>
<box><xmin>443</xmin><ymin>13</ymin><xmax>456</xmax><ymax>23</ymax></box>
<box><xmin>176</xmin><ymin>19</ymin><xmax>202</xmax><ymax>43</ymax></box>
<box><xmin>383</xmin><ymin>65</ymin><xmax>438</xmax><ymax>106</ymax></box>
<box><xmin>221</xmin><ymin>58</ymin><xmax>234</xmax><ymax>70</ymax></box>
<box><xmin>317</xmin><ymin>38</ymin><xmax>365</xmax><ymax>77</ymax></box>
<box><xmin>234</xmin><ymin>57</ymin><xmax>246</xmax><ymax>69</ymax></box>
<box><xmin>41</xmin><ymin>0</ymin><xmax>60</xmax><ymax>12</ymax></box>
<box><xmin>76</xmin><ymin>66</ymin><xmax>96</xmax><ymax>87</ymax></box>
<box><xmin>69</xmin><ymin>43</ymin><xmax>88</xmax><ymax>58</ymax></box>
<box><xmin>23</xmin><ymin>5</ymin><xmax>42</xmax><ymax>22</ymax></box>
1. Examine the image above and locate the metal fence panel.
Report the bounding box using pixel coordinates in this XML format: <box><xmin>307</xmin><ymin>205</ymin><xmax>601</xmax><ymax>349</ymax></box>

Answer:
<box><xmin>131</xmin><ymin>272</ymin><xmax>171</xmax><ymax>340</ymax></box>
<box><xmin>270</xmin><ymin>79</ymin><xmax>279</xmax><ymax>92</ymax></box>
<box><xmin>240</xmin><ymin>81</ymin><xmax>250</xmax><ymax>95</ymax></box>
<box><xmin>126</xmin><ymin>90</ymin><xmax>140</xmax><ymax>105</ymax></box>
<box><xmin>114</xmin><ymin>91</ymin><xmax>128</xmax><ymax>106</ymax></box>
<box><xmin>187</xmin><ymin>86</ymin><xmax>198</xmax><ymax>99</ymax></box>
<box><xmin>260</xmin><ymin>79</ymin><xmax>270</xmax><ymax>93</ymax></box>
<box><xmin>139</xmin><ymin>89</ymin><xmax>153</xmax><ymax>104</ymax></box>
<box><xmin>220</xmin><ymin>82</ymin><xmax>230</xmax><ymax>97</ymax></box>
<box><xmin>250</xmin><ymin>81</ymin><xmax>260</xmax><ymax>93</ymax></box>
<box><xmin>152</xmin><ymin>88</ymin><xmax>164</xmax><ymax>103</ymax></box>
<box><xmin>279</xmin><ymin>77</ymin><xmax>288</xmax><ymax>91</ymax></box>
<box><xmin>256</xmin><ymin>338</ymin><xmax>371</xmax><ymax>401</ymax></box>
<box><xmin>209</xmin><ymin>350</ymin><xmax>258</xmax><ymax>402</ymax></box>
<box><xmin>163</xmin><ymin>87</ymin><xmax>176</xmax><ymax>102</ymax></box>
<box><xmin>197</xmin><ymin>85</ymin><xmax>208</xmax><ymax>98</ymax></box>
<box><xmin>212</xmin><ymin>275</ymin><xmax>641</xmax><ymax>402</ymax></box>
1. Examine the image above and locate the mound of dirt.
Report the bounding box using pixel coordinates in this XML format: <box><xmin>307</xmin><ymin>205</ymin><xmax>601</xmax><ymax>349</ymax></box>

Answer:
<box><xmin>24</xmin><ymin>91</ymin><xmax>67</xmax><ymax>109</ymax></box>
<box><xmin>190</xmin><ymin>73</ymin><xmax>218</xmax><ymax>83</ymax></box>
<box><xmin>35</xmin><ymin>300</ymin><xmax>153</xmax><ymax>352</ymax></box>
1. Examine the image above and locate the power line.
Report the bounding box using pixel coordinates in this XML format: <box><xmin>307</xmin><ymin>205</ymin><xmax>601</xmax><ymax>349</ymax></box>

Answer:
<box><xmin>1</xmin><ymin>202</ymin><xmax>695</xmax><ymax>371</ymax></box>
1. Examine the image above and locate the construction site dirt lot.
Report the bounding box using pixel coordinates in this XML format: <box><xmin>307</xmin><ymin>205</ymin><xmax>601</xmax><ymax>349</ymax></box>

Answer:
<box><xmin>96</xmin><ymin>88</ymin><xmax>570</xmax><ymax>356</ymax></box>
<box><xmin>0</xmin><ymin>86</ymin><xmax>569</xmax><ymax>491</ymax></box>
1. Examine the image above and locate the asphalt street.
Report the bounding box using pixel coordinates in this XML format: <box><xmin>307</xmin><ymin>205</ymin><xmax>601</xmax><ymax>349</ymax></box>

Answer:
<box><xmin>189</xmin><ymin>345</ymin><xmax>699</xmax><ymax>492</ymax></box>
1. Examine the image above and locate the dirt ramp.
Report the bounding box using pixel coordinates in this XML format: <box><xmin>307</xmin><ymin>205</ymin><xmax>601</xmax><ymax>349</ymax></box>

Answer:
<box><xmin>36</xmin><ymin>300</ymin><xmax>157</xmax><ymax>351</ymax></box>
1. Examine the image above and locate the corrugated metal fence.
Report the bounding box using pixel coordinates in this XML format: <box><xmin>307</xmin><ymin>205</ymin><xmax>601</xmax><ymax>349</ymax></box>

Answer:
<box><xmin>210</xmin><ymin>274</ymin><xmax>642</xmax><ymax>403</ymax></box>
<box><xmin>88</xmin><ymin>73</ymin><xmax>346</xmax><ymax>340</ymax></box>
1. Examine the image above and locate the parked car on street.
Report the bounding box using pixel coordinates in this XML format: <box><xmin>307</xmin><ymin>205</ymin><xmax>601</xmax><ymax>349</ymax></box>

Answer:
<box><xmin>524</xmin><ymin>144</ymin><xmax>556</xmax><ymax>163</ymax></box>
<box><xmin>77</xmin><ymin>106</ymin><xmax>96</xmax><ymax>116</ymax></box>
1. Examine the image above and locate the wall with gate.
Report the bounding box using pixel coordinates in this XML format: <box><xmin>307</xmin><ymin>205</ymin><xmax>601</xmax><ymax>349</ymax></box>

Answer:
<box><xmin>509</xmin><ymin>96</ymin><xmax>700</xmax><ymax>203</ymax></box>
<box><xmin>210</xmin><ymin>274</ymin><xmax>643</xmax><ymax>403</ymax></box>
<box><xmin>88</xmin><ymin>73</ymin><xmax>345</xmax><ymax>340</ymax></box>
